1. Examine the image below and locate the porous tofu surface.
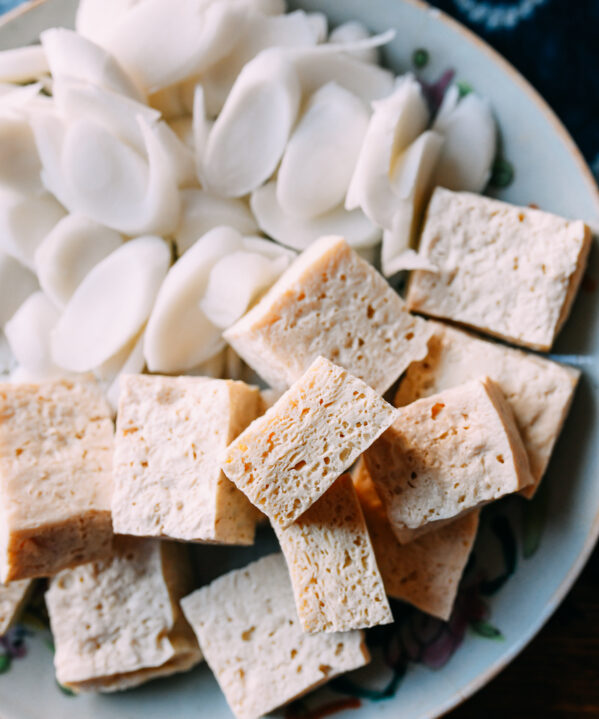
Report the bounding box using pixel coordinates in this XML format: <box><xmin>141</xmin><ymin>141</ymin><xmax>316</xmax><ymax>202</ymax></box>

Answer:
<box><xmin>45</xmin><ymin>537</ymin><xmax>201</xmax><ymax>693</ymax></box>
<box><xmin>181</xmin><ymin>553</ymin><xmax>370</xmax><ymax>719</ymax></box>
<box><xmin>396</xmin><ymin>321</ymin><xmax>580</xmax><ymax>498</ymax></box>
<box><xmin>224</xmin><ymin>235</ymin><xmax>433</xmax><ymax>393</ymax></box>
<box><xmin>406</xmin><ymin>188</ymin><xmax>592</xmax><ymax>350</ymax></box>
<box><xmin>223</xmin><ymin>356</ymin><xmax>397</xmax><ymax>528</ymax></box>
<box><xmin>274</xmin><ymin>474</ymin><xmax>392</xmax><ymax>633</ymax></box>
<box><xmin>112</xmin><ymin>374</ymin><xmax>261</xmax><ymax>544</ymax></box>
<box><xmin>353</xmin><ymin>458</ymin><xmax>478</xmax><ymax>621</ymax></box>
<box><xmin>365</xmin><ymin>378</ymin><xmax>533</xmax><ymax>539</ymax></box>
<box><xmin>259</xmin><ymin>387</ymin><xmax>284</xmax><ymax>411</ymax></box>
<box><xmin>0</xmin><ymin>378</ymin><xmax>114</xmax><ymax>582</ymax></box>
<box><xmin>0</xmin><ymin>579</ymin><xmax>32</xmax><ymax>634</ymax></box>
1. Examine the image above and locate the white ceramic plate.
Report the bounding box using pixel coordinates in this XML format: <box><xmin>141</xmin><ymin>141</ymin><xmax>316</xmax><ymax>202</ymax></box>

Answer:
<box><xmin>1</xmin><ymin>1</ymin><xmax>598</xmax><ymax>718</ymax></box>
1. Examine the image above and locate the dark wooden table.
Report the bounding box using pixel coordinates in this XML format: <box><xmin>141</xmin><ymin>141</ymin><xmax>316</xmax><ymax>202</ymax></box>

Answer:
<box><xmin>449</xmin><ymin>544</ymin><xmax>599</xmax><ymax>717</ymax></box>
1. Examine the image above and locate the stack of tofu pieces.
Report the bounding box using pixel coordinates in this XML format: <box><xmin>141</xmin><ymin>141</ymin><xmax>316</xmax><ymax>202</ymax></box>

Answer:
<box><xmin>0</xmin><ymin>189</ymin><xmax>590</xmax><ymax>719</ymax></box>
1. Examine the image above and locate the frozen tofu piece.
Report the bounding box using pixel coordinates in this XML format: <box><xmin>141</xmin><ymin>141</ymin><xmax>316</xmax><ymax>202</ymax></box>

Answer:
<box><xmin>112</xmin><ymin>375</ymin><xmax>262</xmax><ymax>544</ymax></box>
<box><xmin>0</xmin><ymin>378</ymin><xmax>114</xmax><ymax>583</ymax></box>
<box><xmin>259</xmin><ymin>387</ymin><xmax>284</xmax><ymax>411</ymax></box>
<box><xmin>406</xmin><ymin>188</ymin><xmax>592</xmax><ymax>350</ymax></box>
<box><xmin>181</xmin><ymin>553</ymin><xmax>369</xmax><ymax>719</ymax></box>
<box><xmin>46</xmin><ymin>537</ymin><xmax>202</xmax><ymax>693</ymax></box>
<box><xmin>274</xmin><ymin>474</ymin><xmax>392</xmax><ymax>633</ymax></box>
<box><xmin>365</xmin><ymin>378</ymin><xmax>533</xmax><ymax>542</ymax></box>
<box><xmin>396</xmin><ymin>321</ymin><xmax>580</xmax><ymax>498</ymax></box>
<box><xmin>353</xmin><ymin>458</ymin><xmax>478</xmax><ymax>620</ymax></box>
<box><xmin>223</xmin><ymin>356</ymin><xmax>397</xmax><ymax>528</ymax></box>
<box><xmin>224</xmin><ymin>235</ymin><xmax>433</xmax><ymax>393</ymax></box>
<box><xmin>0</xmin><ymin>579</ymin><xmax>32</xmax><ymax>634</ymax></box>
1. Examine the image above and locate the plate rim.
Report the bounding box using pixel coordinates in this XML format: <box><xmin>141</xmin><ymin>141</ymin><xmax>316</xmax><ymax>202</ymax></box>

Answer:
<box><xmin>0</xmin><ymin>0</ymin><xmax>47</xmax><ymax>27</ymax></box>
<box><xmin>1</xmin><ymin>0</ymin><xmax>598</xmax><ymax>717</ymax></box>
<box><xmin>405</xmin><ymin>0</ymin><xmax>599</xmax><ymax>217</ymax></box>
<box><xmin>400</xmin><ymin>1</ymin><xmax>599</xmax><ymax>716</ymax></box>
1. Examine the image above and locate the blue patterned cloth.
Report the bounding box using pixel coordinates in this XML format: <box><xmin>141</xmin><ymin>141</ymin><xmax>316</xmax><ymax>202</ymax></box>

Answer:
<box><xmin>2</xmin><ymin>0</ymin><xmax>596</xmax><ymax>177</ymax></box>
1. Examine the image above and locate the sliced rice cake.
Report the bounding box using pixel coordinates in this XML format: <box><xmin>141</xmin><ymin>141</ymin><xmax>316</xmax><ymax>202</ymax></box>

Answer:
<box><xmin>45</xmin><ymin>537</ymin><xmax>202</xmax><ymax>693</ymax></box>
<box><xmin>406</xmin><ymin>188</ymin><xmax>592</xmax><ymax>350</ymax></box>
<box><xmin>0</xmin><ymin>378</ymin><xmax>114</xmax><ymax>583</ymax></box>
<box><xmin>396</xmin><ymin>320</ymin><xmax>580</xmax><ymax>498</ymax></box>
<box><xmin>274</xmin><ymin>474</ymin><xmax>392</xmax><ymax>633</ymax></box>
<box><xmin>364</xmin><ymin>378</ymin><xmax>533</xmax><ymax>542</ymax></box>
<box><xmin>0</xmin><ymin>579</ymin><xmax>32</xmax><ymax>634</ymax></box>
<box><xmin>353</xmin><ymin>458</ymin><xmax>478</xmax><ymax>620</ymax></box>
<box><xmin>181</xmin><ymin>553</ymin><xmax>369</xmax><ymax>719</ymax></box>
<box><xmin>112</xmin><ymin>375</ymin><xmax>262</xmax><ymax>544</ymax></box>
<box><xmin>223</xmin><ymin>356</ymin><xmax>397</xmax><ymax>528</ymax></box>
<box><xmin>224</xmin><ymin>235</ymin><xmax>433</xmax><ymax>393</ymax></box>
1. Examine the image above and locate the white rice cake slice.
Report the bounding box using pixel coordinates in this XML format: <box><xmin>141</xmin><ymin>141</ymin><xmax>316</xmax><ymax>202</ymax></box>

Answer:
<box><xmin>181</xmin><ymin>553</ymin><xmax>369</xmax><ymax>719</ymax></box>
<box><xmin>395</xmin><ymin>320</ymin><xmax>580</xmax><ymax>498</ymax></box>
<box><xmin>364</xmin><ymin>378</ymin><xmax>533</xmax><ymax>542</ymax></box>
<box><xmin>0</xmin><ymin>378</ymin><xmax>114</xmax><ymax>583</ymax></box>
<box><xmin>353</xmin><ymin>458</ymin><xmax>478</xmax><ymax>620</ymax></box>
<box><xmin>45</xmin><ymin>537</ymin><xmax>202</xmax><ymax>693</ymax></box>
<box><xmin>223</xmin><ymin>356</ymin><xmax>397</xmax><ymax>528</ymax></box>
<box><xmin>112</xmin><ymin>375</ymin><xmax>262</xmax><ymax>544</ymax></box>
<box><xmin>0</xmin><ymin>579</ymin><xmax>32</xmax><ymax>635</ymax></box>
<box><xmin>406</xmin><ymin>188</ymin><xmax>592</xmax><ymax>351</ymax></box>
<box><xmin>224</xmin><ymin>235</ymin><xmax>433</xmax><ymax>393</ymax></box>
<box><xmin>274</xmin><ymin>474</ymin><xmax>392</xmax><ymax>633</ymax></box>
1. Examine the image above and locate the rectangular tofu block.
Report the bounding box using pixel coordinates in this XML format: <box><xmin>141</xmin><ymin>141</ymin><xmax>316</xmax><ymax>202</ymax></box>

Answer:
<box><xmin>353</xmin><ymin>459</ymin><xmax>478</xmax><ymax>620</ymax></box>
<box><xmin>406</xmin><ymin>188</ymin><xmax>592</xmax><ymax>350</ymax></box>
<box><xmin>259</xmin><ymin>387</ymin><xmax>284</xmax><ymax>411</ymax></box>
<box><xmin>396</xmin><ymin>321</ymin><xmax>580</xmax><ymax>498</ymax></box>
<box><xmin>223</xmin><ymin>356</ymin><xmax>397</xmax><ymax>528</ymax></box>
<box><xmin>0</xmin><ymin>378</ymin><xmax>114</xmax><ymax>583</ymax></box>
<box><xmin>181</xmin><ymin>553</ymin><xmax>369</xmax><ymax>719</ymax></box>
<box><xmin>364</xmin><ymin>378</ymin><xmax>533</xmax><ymax>542</ymax></box>
<box><xmin>112</xmin><ymin>375</ymin><xmax>262</xmax><ymax>544</ymax></box>
<box><xmin>224</xmin><ymin>235</ymin><xmax>433</xmax><ymax>393</ymax></box>
<box><xmin>0</xmin><ymin>579</ymin><xmax>32</xmax><ymax>634</ymax></box>
<box><xmin>274</xmin><ymin>474</ymin><xmax>392</xmax><ymax>633</ymax></box>
<box><xmin>46</xmin><ymin>537</ymin><xmax>202</xmax><ymax>693</ymax></box>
